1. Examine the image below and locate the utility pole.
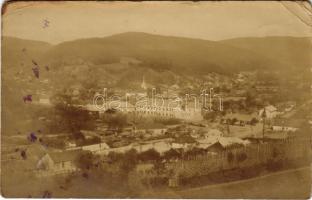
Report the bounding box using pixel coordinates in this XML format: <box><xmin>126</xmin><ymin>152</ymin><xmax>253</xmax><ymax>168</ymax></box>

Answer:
<box><xmin>261</xmin><ymin>107</ymin><xmax>267</xmax><ymax>143</ymax></box>
<box><xmin>227</xmin><ymin>121</ymin><xmax>230</xmax><ymax>136</ymax></box>
<box><xmin>133</xmin><ymin>94</ymin><xmax>137</xmax><ymax>125</ymax></box>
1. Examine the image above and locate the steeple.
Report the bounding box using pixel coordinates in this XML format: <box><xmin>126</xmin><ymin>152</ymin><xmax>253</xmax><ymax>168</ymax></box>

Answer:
<box><xmin>141</xmin><ymin>75</ymin><xmax>147</xmax><ymax>90</ymax></box>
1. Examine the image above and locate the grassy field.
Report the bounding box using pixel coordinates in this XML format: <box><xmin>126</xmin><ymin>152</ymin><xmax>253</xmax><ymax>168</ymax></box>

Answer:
<box><xmin>139</xmin><ymin>166</ymin><xmax>311</xmax><ymax>199</ymax></box>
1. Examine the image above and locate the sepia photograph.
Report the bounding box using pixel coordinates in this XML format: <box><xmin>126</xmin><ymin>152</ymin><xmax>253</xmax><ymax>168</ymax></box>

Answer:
<box><xmin>1</xmin><ymin>1</ymin><xmax>312</xmax><ymax>198</ymax></box>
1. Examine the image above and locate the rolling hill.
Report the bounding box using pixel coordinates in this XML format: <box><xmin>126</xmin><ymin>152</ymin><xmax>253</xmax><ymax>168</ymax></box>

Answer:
<box><xmin>41</xmin><ymin>32</ymin><xmax>299</xmax><ymax>75</ymax></box>
<box><xmin>2</xmin><ymin>36</ymin><xmax>52</xmax><ymax>67</ymax></box>
<box><xmin>2</xmin><ymin>33</ymin><xmax>311</xmax><ymax>77</ymax></box>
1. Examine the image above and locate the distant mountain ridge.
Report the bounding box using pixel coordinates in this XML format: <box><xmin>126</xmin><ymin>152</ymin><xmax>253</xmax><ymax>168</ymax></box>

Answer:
<box><xmin>221</xmin><ymin>36</ymin><xmax>312</xmax><ymax>70</ymax></box>
<box><xmin>2</xmin><ymin>32</ymin><xmax>312</xmax><ymax>75</ymax></box>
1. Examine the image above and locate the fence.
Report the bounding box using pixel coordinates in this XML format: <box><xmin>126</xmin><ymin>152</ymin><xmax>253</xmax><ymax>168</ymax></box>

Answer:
<box><xmin>166</xmin><ymin>137</ymin><xmax>311</xmax><ymax>178</ymax></box>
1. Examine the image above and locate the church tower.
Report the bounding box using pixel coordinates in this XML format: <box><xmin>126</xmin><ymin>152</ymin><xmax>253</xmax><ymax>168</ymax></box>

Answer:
<box><xmin>141</xmin><ymin>76</ymin><xmax>147</xmax><ymax>90</ymax></box>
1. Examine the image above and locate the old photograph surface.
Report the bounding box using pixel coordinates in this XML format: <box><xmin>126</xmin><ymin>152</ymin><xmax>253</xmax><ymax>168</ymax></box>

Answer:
<box><xmin>1</xmin><ymin>1</ymin><xmax>312</xmax><ymax>198</ymax></box>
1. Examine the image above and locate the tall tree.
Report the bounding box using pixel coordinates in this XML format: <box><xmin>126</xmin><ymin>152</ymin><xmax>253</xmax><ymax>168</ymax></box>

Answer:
<box><xmin>49</xmin><ymin>91</ymin><xmax>95</xmax><ymax>136</ymax></box>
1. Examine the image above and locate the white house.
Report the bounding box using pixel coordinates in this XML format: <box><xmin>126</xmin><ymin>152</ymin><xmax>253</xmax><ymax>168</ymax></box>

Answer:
<box><xmin>196</xmin><ymin>136</ymin><xmax>250</xmax><ymax>150</ymax></box>
<box><xmin>138</xmin><ymin>128</ymin><xmax>167</xmax><ymax>138</ymax></box>
<box><xmin>134</xmin><ymin>98</ymin><xmax>204</xmax><ymax>121</ymax></box>
<box><xmin>259</xmin><ymin>105</ymin><xmax>279</xmax><ymax>119</ymax></box>
<box><xmin>36</xmin><ymin>150</ymin><xmax>81</xmax><ymax>176</ymax></box>
<box><xmin>132</xmin><ymin>140</ymin><xmax>172</xmax><ymax>155</ymax></box>
<box><xmin>171</xmin><ymin>142</ymin><xmax>193</xmax><ymax>150</ymax></box>
<box><xmin>81</xmin><ymin>142</ymin><xmax>110</xmax><ymax>153</ymax></box>
<box><xmin>271</xmin><ymin>126</ymin><xmax>298</xmax><ymax>132</ymax></box>
<box><xmin>204</xmin><ymin>129</ymin><xmax>223</xmax><ymax>138</ymax></box>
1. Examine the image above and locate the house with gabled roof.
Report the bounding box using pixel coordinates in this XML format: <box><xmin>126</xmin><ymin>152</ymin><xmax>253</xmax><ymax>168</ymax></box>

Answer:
<box><xmin>81</xmin><ymin>142</ymin><xmax>110</xmax><ymax>153</ymax></box>
<box><xmin>196</xmin><ymin>136</ymin><xmax>250</xmax><ymax>152</ymax></box>
<box><xmin>259</xmin><ymin>105</ymin><xmax>279</xmax><ymax>119</ymax></box>
<box><xmin>36</xmin><ymin>149</ymin><xmax>82</xmax><ymax>176</ymax></box>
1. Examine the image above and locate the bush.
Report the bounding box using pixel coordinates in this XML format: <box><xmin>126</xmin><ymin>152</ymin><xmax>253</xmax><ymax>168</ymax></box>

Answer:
<box><xmin>120</xmin><ymin>149</ymin><xmax>138</xmax><ymax>173</ymax></box>
<box><xmin>163</xmin><ymin>149</ymin><xmax>181</xmax><ymax>160</ymax></box>
<box><xmin>102</xmin><ymin>112</ymin><xmax>128</xmax><ymax>133</ymax></box>
<box><xmin>148</xmin><ymin>177</ymin><xmax>168</xmax><ymax>187</ymax></box>
<box><xmin>250</xmin><ymin>117</ymin><xmax>259</xmax><ymax>125</ymax></box>
<box><xmin>231</xmin><ymin>118</ymin><xmax>238</xmax><ymax>125</ymax></box>
<box><xmin>236</xmin><ymin>152</ymin><xmax>247</xmax><ymax>163</ymax></box>
<box><xmin>227</xmin><ymin>152</ymin><xmax>234</xmax><ymax>163</ymax></box>
<box><xmin>75</xmin><ymin>151</ymin><xmax>97</xmax><ymax>170</ymax></box>
<box><xmin>138</xmin><ymin>149</ymin><xmax>161</xmax><ymax>162</ymax></box>
<box><xmin>185</xmin><ymin>147</ymin><xmax>206</xmax><ymax>157</ymax></box>
<box><xmin>266</xmin><ymin>159</ymin><xmax>284</xmax><ymax>172</ymax></box>
<box><xmin>77</xmin><ymin>136</ymin><xmax>101</xmax><ymax>146</ymax></box>
<box><xmin>240</xmin><ymin>165</ymin><xmax>263</xmax><ymax>179</ymax></box>
<box><xmin>107</xmin><ymin>151</ymin><xmax>124</xmax><ymax>163</ymax></box>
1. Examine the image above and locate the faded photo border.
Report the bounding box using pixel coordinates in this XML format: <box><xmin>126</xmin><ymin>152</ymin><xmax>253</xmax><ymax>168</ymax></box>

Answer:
<box><xmin>1</xmin><ymin>0</ymin><xmax>312</xmax><ymax>199</ymax></box>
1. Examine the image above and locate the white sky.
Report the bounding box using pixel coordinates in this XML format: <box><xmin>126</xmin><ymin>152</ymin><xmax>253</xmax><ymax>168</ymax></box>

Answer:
<box><xmin>2</xmin><ymin>1</ymin><xmax>312</xmax><ymax>44</ymax></box>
